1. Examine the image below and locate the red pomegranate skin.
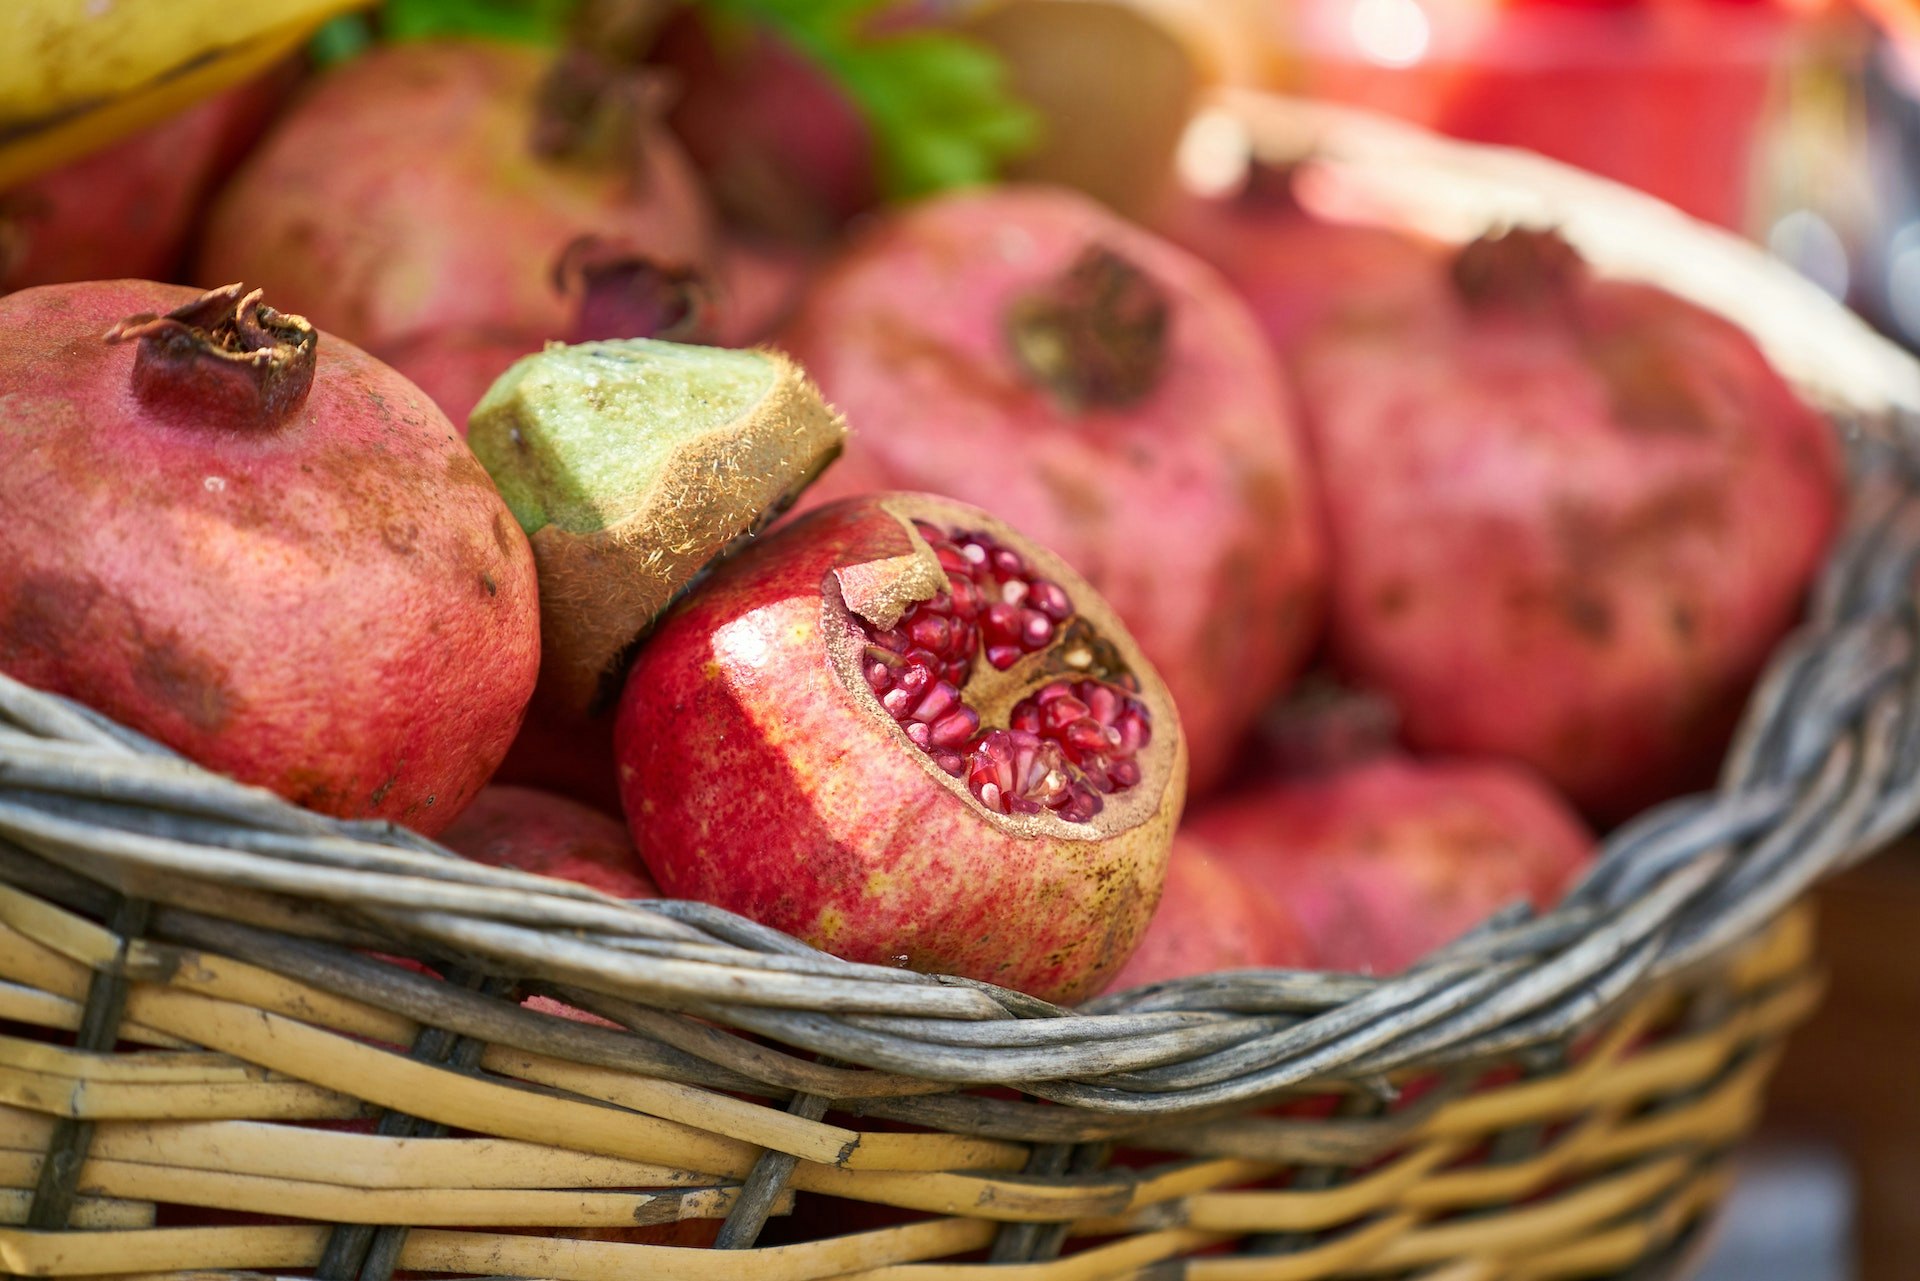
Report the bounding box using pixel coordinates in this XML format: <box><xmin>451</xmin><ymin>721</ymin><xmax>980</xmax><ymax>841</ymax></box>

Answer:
<box><xmin>1102</xmin><ymin>832</ymin><xmax>1310</xmax><ymax>992</ymax></box>
<box><xmin>782</xmin><ymin>186</ymin><xmax>1325</xmax><ymax>795</ymax></box>
<box><xmin>1298</xmin><ymin>238</ymin><xmax>1842</xmax><ymax>818</ymax></box>
<box><xmin>440</xmin><ymin>784</ymin><xmax>658</xmax><ymax>898</ymax></box>
<box><xmin>1153</xmin><ymin>173</ymin><xmax>1451</xmax><ymax>364</ymax></box>
<box><xmin>199</xmin><ymin>40</ymin><xmax>713</xmax><ymax>427</ymax></box>
<box><xmin>1</xmin><ymin>76</ymin><xmax>287</xmax><ymax>294</ymax></box>
<box><xmin>1188</xmin><ymin>756</ymin><xmax>1596</xmax><ymax>975</ymax></box>
<box><xmin>0</xmin><ymin>281</ymin><xmax>540</xmax><ymax>834</ymax></box>
<box><xmin>616</xmin><ymin>495</ymin><xmax>1185</xmax><ymax>1004</ymax></box>
<box><xmin>652</xmin><ymin>10</ymin><xmax>878</xmax><ymax>242</ymax></box>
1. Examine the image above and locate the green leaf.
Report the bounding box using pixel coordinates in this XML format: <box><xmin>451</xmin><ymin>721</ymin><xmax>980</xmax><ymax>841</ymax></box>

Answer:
<box><xmin>309</xmin><ymin>14</ymin><xmax>376</xmax><ymax>65</ymax></box>
<box><xmin>703</xmin><ymin>0</ymin><xmax>1039</xmax><ymax>199</ymax></box>
<box><xmin>381</xmin><ymin>0</ymin><xmax>581</xmax><ymax>44</ymax></box>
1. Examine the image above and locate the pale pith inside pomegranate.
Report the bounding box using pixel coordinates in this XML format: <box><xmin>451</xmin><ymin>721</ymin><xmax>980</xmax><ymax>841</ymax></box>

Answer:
<box><xmin>862</xmin><ymin>522</ymin><xmax>1150</xmax><ymax>823</ymax></box>
<box><xmin>617</xmin><ymin>493</ymin><xmax>1185</xmax><ymax>1002</ymax></box>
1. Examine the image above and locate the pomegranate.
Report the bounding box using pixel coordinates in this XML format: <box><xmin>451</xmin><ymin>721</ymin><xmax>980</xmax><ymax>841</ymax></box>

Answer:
<box><xmin>1102</xmin><ymin>832</ymin><xmax>1310</xmax><ymax>992</ymax></box>
<box><xmin>1187</xmin><ymin>756</ymin><xmax>1596</xmax><ymax>975</ymax></box>
<box><xmin>1154</xmin><ymin>162</ymin><xmax>1451</xmax><ymax>364</ymax></box>
<box><xmin>781</xmin><ymin>186</ymin><xmax>1324</xmax><ymax>795</ymax></box>
<box><xmin>709</xmin><ymin>232</ymin><xmax>816</xmax><ymax>348</ymax></box>
<box><xmin>2</xmin><ymin>75</ymin><xmax>288</xmax><ymax>294</ymax></box>
<box><xmin>199</xmin><ymin>40</ymin><xmax>713</xmax><ymax>426</ymax></box>
<box><xmin>0</xmin><ymin>281</ymin><xmax>540</xmax><ymax>834</ymax></box>
<box><xmin>650</xmin><ymin>9</ymin><xmax>878</xmax><ymax>242</ymax></box>
<box><xmin>440</xmin><ymin>785</ymin><xmax>658</xmax><ymax>899</ymax></box>
<box><xmin>1297</xmin><ymin>228</ymin><xmax>1842</xmax><ymax>818</ymax></box>
<box><xmin>616</xmin><ymin>493</ymin><xmax>1186</xmax><ymax>1003</ymax></box>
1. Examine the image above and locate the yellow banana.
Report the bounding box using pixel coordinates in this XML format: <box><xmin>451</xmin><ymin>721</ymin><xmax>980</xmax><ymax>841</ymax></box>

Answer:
<box><xmin>0</xmin><ymin>0</ymin><xmax>375</xmax><ymax>189</ymax></box>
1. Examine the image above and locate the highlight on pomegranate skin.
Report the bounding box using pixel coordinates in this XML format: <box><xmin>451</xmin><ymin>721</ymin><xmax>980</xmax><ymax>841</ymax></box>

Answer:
<box><xmin>615</xmin><ymin>493</ymin><xmax>1187</xmax><ymax>1004</ymax></box>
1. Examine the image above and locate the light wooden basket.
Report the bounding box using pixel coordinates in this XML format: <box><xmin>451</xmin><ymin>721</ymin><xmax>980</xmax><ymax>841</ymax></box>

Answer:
<box><xmin>1</xmin><ymin>94</ymin><xmax>1916</xmax><ymax>1281</ymax></box>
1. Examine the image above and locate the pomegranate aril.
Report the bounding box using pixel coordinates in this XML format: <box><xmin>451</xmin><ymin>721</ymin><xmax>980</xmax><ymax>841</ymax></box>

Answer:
<box><xmin>931</xmin><ymin>748</ymin><xmax>966</xmax><ymax>777</ymax></box>
<box><xmin>1108</xmin><ymin>759</ymin><xmax>1143</xmax><ymax>788</ymax></box>
<box><xmin>1021</xmin><ymin>610</ymin><xmax>1055</xmax><ymax>649</ymax></box>
<box><xmin>911</xmin><ymin>682</ymin><xmax>959</xmax><ymax>724</ymax></box>
<box><xmin>896</xmin><ymin>663</ymin><xmax>933</xmax><ymax>698</ymax></box>
<box><xmin>882</xmin><ymin>688</ymin><xmax>914</xmax><ymax>719</ymax></box>
<box><xmin>906</xmin><ymin>721</ymin><xmax>932</xmax><ymax>748</ymax></box>
<box><xmin>986</xmin><ymin>644</ymin><xmax>1023</xmax><ymax>670</ymax></box>
<box><xmin>929</xmin><ymin>707</ymin><xmax>980</xmax><ymax>747</ymax></box>
<box><xmin>908</xmin><ymin>614</ymin><xmax>951</xmax><ymax>653</ymax></box>
<box><xmin>1028</xmin><ymin>580</ymin><xmax>1072</xmax><ymax>622</ymax></box>
<box><xmin>1043</xmin><ymin>694</ymin><xmax>1090</xmax><ymax>732</ymax></box>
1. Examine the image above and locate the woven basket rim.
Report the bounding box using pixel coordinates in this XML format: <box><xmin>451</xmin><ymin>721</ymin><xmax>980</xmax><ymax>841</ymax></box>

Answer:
<box><xmin>0</xmin><ymin>94</ymin><xmax>1915</xmax><ymax>1119</ymax></box>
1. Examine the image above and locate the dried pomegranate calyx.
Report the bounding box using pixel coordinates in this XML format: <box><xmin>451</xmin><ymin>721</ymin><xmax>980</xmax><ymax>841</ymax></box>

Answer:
<box><xmin>856</xmin><ymin>519</ymin><xmax>1151</xmax><ymax>823</ymax></box>
<box><xmin>104</xmin><ymin>282</ymin><xmax>317</xmax><ymax>430</ymax></box>
<box><xmin>1006</xmin><ymin>245</ymin><xmax>1170</xmax><ymax>410</ymax></box>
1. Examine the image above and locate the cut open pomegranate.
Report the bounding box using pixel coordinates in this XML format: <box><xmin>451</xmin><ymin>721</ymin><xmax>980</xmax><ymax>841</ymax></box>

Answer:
<box><xmin>616</xmin><ymin>493</ymin><xmax>1185</xmax><ymax>1003</ymax></box>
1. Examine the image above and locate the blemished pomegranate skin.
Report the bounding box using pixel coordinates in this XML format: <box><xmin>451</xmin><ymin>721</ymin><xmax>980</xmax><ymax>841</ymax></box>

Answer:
<box><xmin>782</xmin><ymin>186</ymin><xmax>1326</xmax><ymax>796</ymax></box>
<box><xmin>1297</xmin><ymin>230</ymin><xmax>1842</xmax><ymax>818</ymax></box>
<box><xmin>616</xmin><ymin>493</ymin><xmax>1187</xmax><ymax>1004</ymax></box>
<box><xmin>200</xmin><ymin>40</ymin><xmax>713</xmax><ymax>426</ymax></box>
<box><xmin>0</xmin><ymin>280</ymin><xmax>540</xmax><ymax>834</ymax></box>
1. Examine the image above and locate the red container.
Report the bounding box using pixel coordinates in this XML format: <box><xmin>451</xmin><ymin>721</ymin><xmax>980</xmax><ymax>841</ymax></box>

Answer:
<box><xmin>1271</xmin><ymin>0</ymin><xmax>1796</xmax><ymax>229</ymax></box>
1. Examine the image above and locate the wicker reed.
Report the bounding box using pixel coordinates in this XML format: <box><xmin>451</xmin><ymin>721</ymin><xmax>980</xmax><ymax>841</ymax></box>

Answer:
<box><xmin>0</xmin><ymin>95</ymin><xmax>1916</xmax><ymax>1281</ymax></box>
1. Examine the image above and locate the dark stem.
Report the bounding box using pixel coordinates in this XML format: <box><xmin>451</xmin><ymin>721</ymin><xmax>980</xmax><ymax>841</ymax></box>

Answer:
<box><xmin>104</xmin><ymin>283</ymin><xmax>317</xmax><ymax>432</ymax></box>
<box><xmin>551</xmin><ymin>235</ymin><xmax>712</xmax><ymax>344</ymax></box>
<box><xmin>1451</xmin><ymin>227</ymin><xmax>1588</xmax><ymax>315</ymax></box>
<box><xmin>1006</xmin><ymin>246</ymin><xmax>1170</xmax><ymax>411</ymax></box>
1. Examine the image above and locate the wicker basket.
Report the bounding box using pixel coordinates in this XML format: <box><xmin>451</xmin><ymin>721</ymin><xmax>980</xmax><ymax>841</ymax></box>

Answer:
<box><xmin>1</xmin><ymin>94</ymin><xmax>1917</xmax><ymax>1281</ymax></box>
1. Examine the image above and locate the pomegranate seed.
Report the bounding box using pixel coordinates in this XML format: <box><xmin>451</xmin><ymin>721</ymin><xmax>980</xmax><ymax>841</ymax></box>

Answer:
<box><xmin>985</xmin><ymin>644</ymin><xmax>1023</xmax><ymax>670</ymax></box>
<box><xmin>855</xmin><ymin>524</ymin><xmax>1149</xmax><ymax>825</ymax></box>
<box><xmin>929</xmin><ymin>708</ymin><xmax>980</xmax><ymax>747</ymax></box>
<box><xmin>1020</xmin><ymin>610</ymin><xmax>1055</xmax><ymax>649</ymax></box>
<box><xmin>911</xmin><ymin>682</ymin><xmax>959</xmax><ymax>724</ymax></box>
<box><xmin>909</xmin><ymin>615</ymin><xmax>951</xmax><ymax>653</ymax></box>
<box><xmin>1028</xmin><ymin>580</ymin><xmax>1072</xmax><ymax>622</ymax></box>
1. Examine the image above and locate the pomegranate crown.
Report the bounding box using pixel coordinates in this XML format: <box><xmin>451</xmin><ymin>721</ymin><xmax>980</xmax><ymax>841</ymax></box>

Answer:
<box><xmin>104</xmin><ymin>283</ymin><xmax>317</xmax><ymax>432</ymax></box>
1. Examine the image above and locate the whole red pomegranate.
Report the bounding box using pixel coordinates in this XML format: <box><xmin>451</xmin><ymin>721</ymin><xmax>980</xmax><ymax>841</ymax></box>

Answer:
<box><xmin>1102</xmin><ymin>831</ymin><xmax>1310</xmax><ymax>992</ymax></box>
<box><xmin>1299</xmin><ymin>229</ymin><xmax>1842</xmax><ymax>819</ymax></box>
<box><xmin>1188</xmin><ymin>756</ymin><xmax>1596</xmax><ymax>975</ymax></box>
<box><xmin>199</xmin><ymin>40</ymin><xmax>713</xmax><ymax>426</ymax></box>
<box><xmin>2</xmin><ymin>76</ymin><xmax>287</xmax><ymax>294</ymax></box>
<box><xmin>781</xmin><ymin>186</ymin><xmax>1324</xmax><ymax>795</ymax></box>
<box><xmin>650</xmin><ymin>9</ymin><xmax>877</xmax><ymax>242</ymax></box>
<box><xmin>0</xmin><ymin>281</ymin><xmax>540</xmax><ymax>834</ymax></box>
<box><xmin>616</xmin><ymin>493</ymin><xmax>1187</xmax><ymax>1003</ymax></box>
<box><xmin>1154</xmin><ymin>163</ymin><xmax>1451</xmax><ymax>364</ymax></box>
<box><xmin>441</xmin><ymin>785</ymin><xmax>657</xmax><ymax>898</ymax></box>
